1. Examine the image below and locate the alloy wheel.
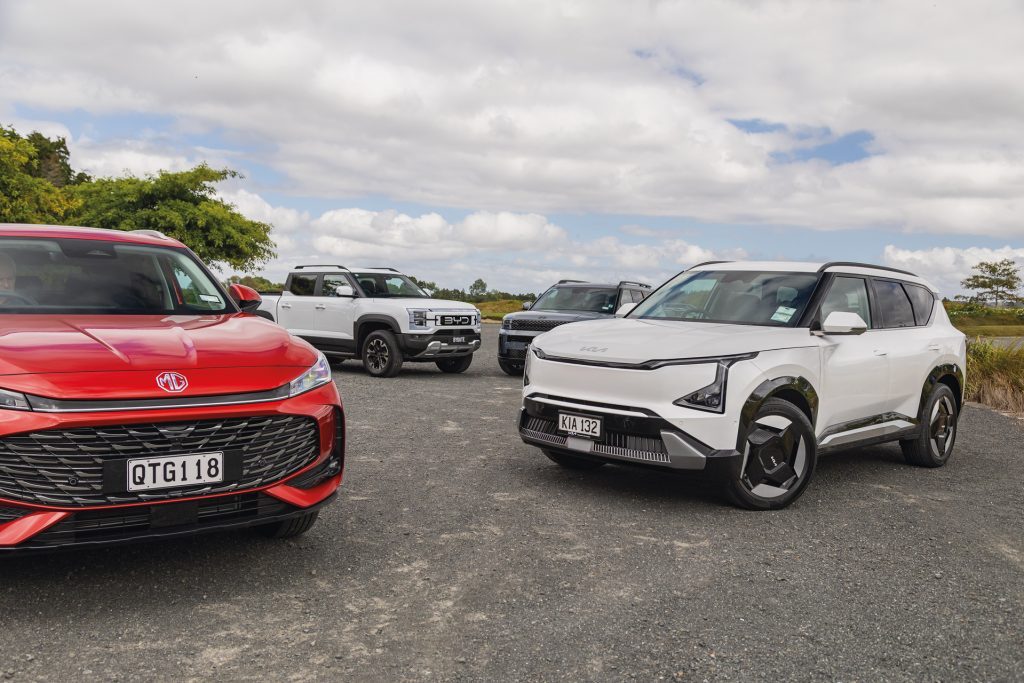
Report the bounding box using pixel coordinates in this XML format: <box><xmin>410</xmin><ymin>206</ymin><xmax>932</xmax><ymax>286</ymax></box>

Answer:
<box><xmin>366</xmin><ymin>338</ymin><xmax>389</xmax><ymax>372</ymax></box>
<box><xmin>929</xmin><ymin>395</ymin><xmax>956</xmax><ymax>459</ymax></box>
<box><xmin>740</xmin><ymin>416</ymin><xmax>808</xmax><ymax>499</ymax></box>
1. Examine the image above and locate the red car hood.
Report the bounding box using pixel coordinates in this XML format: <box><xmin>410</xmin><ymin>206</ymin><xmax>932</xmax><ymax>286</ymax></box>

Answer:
<box><xmin>0</xmin><ymin>314</ymin><xmax>318</xmax><ymax>399</ymax></box>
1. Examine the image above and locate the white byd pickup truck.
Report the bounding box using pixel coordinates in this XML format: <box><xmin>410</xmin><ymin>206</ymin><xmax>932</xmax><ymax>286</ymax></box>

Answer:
<box><xmin>259</xmin><ymin>265</ymin><xmax>482</xmax><ymax>377</ymax></box>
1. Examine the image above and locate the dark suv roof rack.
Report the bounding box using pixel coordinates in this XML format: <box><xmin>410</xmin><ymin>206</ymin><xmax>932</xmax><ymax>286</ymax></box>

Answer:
<box><xmin>618</xmin><ymin>280</ymin><xmax>651</xmax><ymax>289</ymax></box>
<box><xmin>818</xmin><ymin>261</ymin><xmax>916</xmax><ymax>277</ymax></box>
<box><xmin>687</xmin><ymin>260</ymin><xmax>731</xmax><ymax>270</ymax></box>
<box><xmin>364</xmin><ymin>267</ymin><xmax>399</xmax><ymax>272</ymax></box>
<box><xmin>294</xmin><ymin>264</ymin><xmax>348</xmax><ymax>270</ymax></box>
<box><xmin>557</xmin><ymin>279</ymin><xmax>588</xmax><ymax>284</ymax></box>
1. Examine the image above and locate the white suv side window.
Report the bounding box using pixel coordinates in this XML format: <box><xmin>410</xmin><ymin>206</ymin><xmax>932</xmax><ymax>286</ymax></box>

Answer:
<box><xmin>820</xmin><ymin>276</ymin><xmax>872</xmax><ymax>327</ymax></box>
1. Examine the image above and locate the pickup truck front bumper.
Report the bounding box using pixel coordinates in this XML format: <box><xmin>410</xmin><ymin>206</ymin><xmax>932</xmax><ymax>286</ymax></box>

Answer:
<box><xmin>399</xmin><ymin>331</ymin><xmax>482</xmax><ymax>359</ymax></box>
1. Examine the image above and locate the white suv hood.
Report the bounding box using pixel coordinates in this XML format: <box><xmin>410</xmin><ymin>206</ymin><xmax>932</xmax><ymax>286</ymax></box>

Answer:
<box><xmin>379</xmin><ymin>298</ymin><xmax>478</xmax><ymax>310</ymax></box>
<box><xmin>532</xmin><ymin>318</ymin><xmax>817</xmax><ymax>364</ymax></box>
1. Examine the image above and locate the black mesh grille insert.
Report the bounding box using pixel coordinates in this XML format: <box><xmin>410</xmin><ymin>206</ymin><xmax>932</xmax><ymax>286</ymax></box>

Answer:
<box><xmin>0</xmin><ymin>415</ymin><xmax>319</xmax><ymax>506</ymax></box>
<box><xmin>505</xmin><ymin>319</ymin><xmax>570</xmax><ymax>332</ymax></box>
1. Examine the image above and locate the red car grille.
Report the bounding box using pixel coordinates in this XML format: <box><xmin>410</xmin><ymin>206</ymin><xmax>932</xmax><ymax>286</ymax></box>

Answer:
<box><xmin>0</xmin><ymin>415</ymin><xmax>319</xmax><ymax>507</ymax></box>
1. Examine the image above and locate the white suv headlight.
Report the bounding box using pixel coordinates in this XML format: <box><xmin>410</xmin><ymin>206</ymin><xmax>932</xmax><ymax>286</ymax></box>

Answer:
<box><xmin>407</xmin><ymin>308</ymin><xmax>430</xmax><ymax>330</ymax></box>
<box><xmin>289</xmin><ymin>353</ymin><xmax>333</xmax><ymax>397</ymax></box>
<box><xmin>0</xmin><ymin>388</ymin><xmax>31</xmax><ymax>411</ymax></box>
<box><xmin>672</xmin><ymin>354</ymin><xmax>756</xmax><ymax>413</ymax></box>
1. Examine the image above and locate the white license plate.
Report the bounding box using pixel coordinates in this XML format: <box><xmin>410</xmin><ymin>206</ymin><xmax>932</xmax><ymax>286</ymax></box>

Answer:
<box><xmin>558</xmin><ymin>413</ymin><xmax>602</xmax><ymax>439</ymax></box>
<box><xmin>127</xmin><ymin>452</ymin><xmax>224</xmax><ymax>492</ymax></box>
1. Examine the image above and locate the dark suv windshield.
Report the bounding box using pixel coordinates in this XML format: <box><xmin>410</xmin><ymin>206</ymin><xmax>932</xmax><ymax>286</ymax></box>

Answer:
<box><xmin>532</xmin><ymin>286</ymin><xmax>619</xmax><ymax>313</ymax></box>
<box><xmin>632</xmin><ymin>270</ymin><xmax>820</xmax><ymax>326</ymax></box>
<box><xmin>0</xmin><ymin>237</ymin><xmax>232</xmax><ymax>315</ymax></box>
<box><xmin>351</xmin><ymin>272</ymin><xmax>427</xmax><ymax>298</ymax></box>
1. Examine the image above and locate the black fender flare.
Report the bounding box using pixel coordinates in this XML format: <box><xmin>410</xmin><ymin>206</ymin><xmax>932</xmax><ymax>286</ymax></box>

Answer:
<box><xmin>736</xmin><ymin>376</ymin><xmax>819</xmax><ymax>451</ymax></box>
<box><xmin>354</xmin><ymin>314</ymin><xmax>402</xmax><ymax>345</ymax></box>
<box><xmin>920</xmin><ymin>363</ymin><xmax>965</xmax><ymax>415</ymax></box>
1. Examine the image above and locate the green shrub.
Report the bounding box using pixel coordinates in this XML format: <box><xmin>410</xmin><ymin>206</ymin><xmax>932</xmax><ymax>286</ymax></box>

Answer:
<box><xmin>966</xmin><ymin>339</ymin><xmax>1024</xmax><ymax>414</ymax></box>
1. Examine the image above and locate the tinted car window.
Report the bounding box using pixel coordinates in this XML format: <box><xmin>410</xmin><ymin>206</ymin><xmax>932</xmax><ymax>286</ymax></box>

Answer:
<box><xmin>323</xmin><ymin>274</ymin><xmax>354</xmax><ymax>297</ymax></box>
<box><xmin>872</xmin><ymin>280</ymin><xmax>916</xmax><ymax>328</ymax></box>
<box><xmin>289</xmin><ymin>274</ymin><xmax>317</xmax><ymax>296</ymax></box>
<box><xmin>532</xmin><ymin>286</ymin><xmax>619</xmax><ymax>313</ymax></box>
<box><xmin>904</xmin><ymin>284</ymin><xmax>935</xmax><ymax>326</ymax></box>
<box><xmin>633</xmin><ymin>289</ymin><xmax>648</xmax><ymax>301</ymax></box>
<box><xmin>820</xmin><ymin>276</ymin><xmax>872</xmax><ymax>327</ymax></box>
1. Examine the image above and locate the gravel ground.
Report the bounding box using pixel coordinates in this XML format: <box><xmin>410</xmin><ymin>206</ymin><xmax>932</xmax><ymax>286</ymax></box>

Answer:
<box><xmin>1</xmin><ymin>325</ymin><xmax>1021</xmax><ymax>682</ymax></box>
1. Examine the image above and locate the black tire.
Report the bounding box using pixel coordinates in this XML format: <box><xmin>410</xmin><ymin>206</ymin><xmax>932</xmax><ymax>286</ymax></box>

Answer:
<box><xmin>498</xmin><ymin>359</ymin><xmax>524</xmax><ymax>376</ymax></box>
<box><xmin>725</xmin><ymin>398</ymin><xmax>817</xmax><ymax>510</ymax></box>
<box><xmin>542</xmin><ymin>449</ymin><xmax>606</xmax><ymax>470</ymax></box>
<box><xmin>362</xmin><ymin>330</ymin><xmax>403</xmax><ymax>377</ymax></box>
<box><xmin>257</xmin><ymin>510</ymin><xmax>319</xmax><ymax>539</ymax></box>
<box><xmin>436</xmin><ymin>355</ymin><xmax>473</xmax><ymax>374</ymax></box>
<box><xmin>900</xmin><ymin>384</ymin><xmax>958</xmax><ymax>468</ymax></box>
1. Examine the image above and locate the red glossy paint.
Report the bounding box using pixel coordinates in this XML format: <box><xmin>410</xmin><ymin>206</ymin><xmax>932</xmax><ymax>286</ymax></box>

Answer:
<box><xmin>0</xmin><ymin>224</ymin><xmax>345</xmax><ymax>551</ymax></box>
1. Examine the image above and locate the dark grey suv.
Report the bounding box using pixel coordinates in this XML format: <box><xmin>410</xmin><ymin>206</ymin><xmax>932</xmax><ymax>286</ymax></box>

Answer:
<box><xmin>497</xmin><ymin>280</ymin><xmax>651</xmax><ymax>375</ymax></box>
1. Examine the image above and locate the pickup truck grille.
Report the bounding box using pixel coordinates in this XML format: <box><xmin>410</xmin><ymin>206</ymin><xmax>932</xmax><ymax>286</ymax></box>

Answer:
<box><xmin>0</xmin><ymin>415</ymin><xmax>319</xmax><ymax>507</ymax></box>
<box><xmin>504</xmin><ymin>319</ymin><xmax>570</xmax><ymax>332</ymax></box>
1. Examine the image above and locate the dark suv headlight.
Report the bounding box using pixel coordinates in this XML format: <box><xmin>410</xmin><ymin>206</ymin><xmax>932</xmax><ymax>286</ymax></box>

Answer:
<box><xmin>672</xmin><ymin>353</ymin><xmax>757</xmax><ymax>413</ymax></box>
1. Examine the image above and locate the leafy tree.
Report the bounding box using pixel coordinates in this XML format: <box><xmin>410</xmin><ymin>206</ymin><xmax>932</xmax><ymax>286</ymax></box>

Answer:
<box><xmin>0</xmin><ymin>126</ymin><xmax>79</xmax><ymax>223</ymax></box>
<box><xmin>24</xmin><ymin>132</ymin><xmax>90</xmax><ymax>187</ymax></box>
<box><xmin>227</xmin><ymin>274</ymin><xmax>285</xmax><ymax>292</ymax></box>
<box><xmin>961</xmin><ymin>259</ymin><xmax>1022</xmax><ymax>307</ymax></box>
<box><xmin>67</xmin><ymin>165</ymin><xmax>275</xmax><ymax>271</ymax></box>
<box><xmin>469</xmin><ymin>278</ymin><xmax>488</xmax><ymax>297</ymax></box>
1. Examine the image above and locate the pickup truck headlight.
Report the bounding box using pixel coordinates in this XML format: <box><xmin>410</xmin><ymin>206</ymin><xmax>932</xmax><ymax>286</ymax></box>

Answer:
<box><xmin>407</xmin><ymin>308</ymin><xmax>429</xmax><ymax>330</ymax></box>
<box><xmin>289</xmin><ymin>353</ymin><xmax>333</xmax><ymax>397</ymax></box>
<box><xmin>0</xmin><ymin>388</ymin><xmax>31</xmax><ymax>411</ymax></box>
<box><xmin>672</xmin><ymin>354</ymin><xmax>757</xmax><ymax>413</ymax></box>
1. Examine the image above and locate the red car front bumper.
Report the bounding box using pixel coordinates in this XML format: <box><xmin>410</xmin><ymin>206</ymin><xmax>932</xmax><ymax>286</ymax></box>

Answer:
<box><xmin>0</xmin><ymin>382</ymin><xmax>343</xmax><ymax>553</ymax></box>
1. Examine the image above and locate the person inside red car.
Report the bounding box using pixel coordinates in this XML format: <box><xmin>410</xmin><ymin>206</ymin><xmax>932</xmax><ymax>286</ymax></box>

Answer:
<box><xmin>0</xmin><ymin>251</ymin><xmax>21</xmax><ymax>305</ymax></box>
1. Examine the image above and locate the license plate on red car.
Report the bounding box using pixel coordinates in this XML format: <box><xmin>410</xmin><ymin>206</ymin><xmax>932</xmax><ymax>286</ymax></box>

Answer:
<box><xmin>558</xmin><ymin>412</ymin><xmax>602</xmax><ymax>439</ymax></box>
<box><xmin>127</xmin><ymin>452</ymin><xmax>224</xmax><ymax>492</ymax></box>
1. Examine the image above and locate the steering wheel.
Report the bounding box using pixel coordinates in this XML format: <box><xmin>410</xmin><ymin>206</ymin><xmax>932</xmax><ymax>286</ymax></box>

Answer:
<box><xmin>0</xmin><ymin>290</ymin><xmax>35</xmax><ymax>305</ymax></box>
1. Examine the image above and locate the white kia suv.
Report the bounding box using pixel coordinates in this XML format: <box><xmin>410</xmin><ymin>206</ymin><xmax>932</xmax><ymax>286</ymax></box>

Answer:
<box><xmin>519</xmin><ymin>261</ymin><xmax>967</xmax><ymax>510</ymax></box>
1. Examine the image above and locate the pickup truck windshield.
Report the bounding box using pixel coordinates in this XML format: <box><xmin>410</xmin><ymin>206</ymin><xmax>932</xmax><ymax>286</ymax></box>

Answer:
<box><xmin>632</xmin><ymin>270</ymin><xmax>820</xmax><ymax>326</ymax></box>
<box><xmin>351</xmin><ymin>272</ymin><xmax>428</xmax><ymax>298</ymax></box>
<box><xmin>532</xmin><ymin>286</ymin><xmax>619</xmax><ymax>314</ymax></box>
<box><xmin>0</xmin><ymin>237</ymin><xmax>232</xmax><ymax>315</ymax></box>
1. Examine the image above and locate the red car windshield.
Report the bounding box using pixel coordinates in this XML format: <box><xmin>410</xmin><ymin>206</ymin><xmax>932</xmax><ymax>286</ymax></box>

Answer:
<box><xmin>0</xmin><ymin>237</ymin><xmax>233</xmax><ymax>315</ymax></box>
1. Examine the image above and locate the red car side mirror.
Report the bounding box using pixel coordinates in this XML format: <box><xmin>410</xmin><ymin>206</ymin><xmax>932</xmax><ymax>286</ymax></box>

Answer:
<box><xmin>228</xmin><ymin>283</ymin><xmax>263</xmax><ymax>313</ymax></box>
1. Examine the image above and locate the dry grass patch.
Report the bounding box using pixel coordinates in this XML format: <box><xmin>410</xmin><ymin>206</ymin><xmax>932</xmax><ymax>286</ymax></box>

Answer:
<box><xmin>966</xmin><ymin>339</ymin><xmax>1024</xmax><ymax>414</ymax></box>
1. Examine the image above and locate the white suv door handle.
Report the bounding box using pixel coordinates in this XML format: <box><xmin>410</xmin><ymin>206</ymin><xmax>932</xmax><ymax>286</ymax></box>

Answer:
<box><xmin>281</xmin><ymin>303</ymin><xmax>292</xmax><ymax>309</ymax></box>
<box><xmin>928</xmin><ymin>344</ymin><xmax>942</xmax><ymax>351</ymax></box>
<box><xmin>315</xmin><ymin>304</ymin><xmax>326</xmax><ymax>310</ymax></box>
<box><xmin>873</xmin><ymin>350</ymin><xmax>888</xmax><ymax>356</ymax></box>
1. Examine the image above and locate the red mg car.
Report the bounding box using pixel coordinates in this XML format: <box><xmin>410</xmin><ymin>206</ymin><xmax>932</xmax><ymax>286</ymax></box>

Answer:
<box><xmin>0</xmin><ymin>224</ymin><xmax>343</xmax><ymax>553</ymax></box>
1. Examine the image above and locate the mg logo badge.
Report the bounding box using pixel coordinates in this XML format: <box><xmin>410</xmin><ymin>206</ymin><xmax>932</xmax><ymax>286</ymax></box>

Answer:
<box><xmin>156</xmin><ymin>371</ymin><xmax>189</xmax><ymax>393</ymax></box>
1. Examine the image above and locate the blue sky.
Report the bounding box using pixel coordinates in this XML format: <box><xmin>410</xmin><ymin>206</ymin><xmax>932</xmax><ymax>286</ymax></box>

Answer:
<box><xmin>2</xmin><ymin>1</ymin><xmax>1022</xmax><ymax>295</ymax></box>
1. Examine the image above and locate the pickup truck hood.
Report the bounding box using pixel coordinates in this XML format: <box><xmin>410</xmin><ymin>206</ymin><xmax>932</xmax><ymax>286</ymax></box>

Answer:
<box><xmin>0</xmin><ymin>314</ymin><xmax>318</xmax><ymax>398</ymax></box>
<box><xmin>532</xmin><ymin>318</ymin><xmax>817</xmax><ymax>364</ymax></box>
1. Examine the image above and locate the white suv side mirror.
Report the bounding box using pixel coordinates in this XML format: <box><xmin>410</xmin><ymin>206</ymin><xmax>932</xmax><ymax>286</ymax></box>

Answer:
<box><xmin>522</xmin><ymin>300</ymin><xmax>533</xmax><ymax>310</ymax></box>
<box><xmin>821</xmin><ymin>311</ymin><xmax>868</xmax><ymax>335</ymax></box>
<box><xmin>616</xmin><ymin>303</ymin><xmax>637</xmax><ymax>317</ymax></box>
<box><xmin>334</xmin><ymin>285</ymin><xmax>355</xmax><ymax>297</ymax></box>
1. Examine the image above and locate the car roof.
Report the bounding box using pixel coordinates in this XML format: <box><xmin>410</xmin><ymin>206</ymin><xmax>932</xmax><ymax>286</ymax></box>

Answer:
<box><xmin>0</xmin><ymin>223</ymin><xmax>186</xmax><ymax>248</ymax></box>
<box><xmin>688</xmin><ymin>260</ymin><xmax>937</xmax><ymax>292</ymax></box>
<box><xmin>291</xmin><ymin>267</ymin><xmax>406</xmax><ymax>275</ymax></box>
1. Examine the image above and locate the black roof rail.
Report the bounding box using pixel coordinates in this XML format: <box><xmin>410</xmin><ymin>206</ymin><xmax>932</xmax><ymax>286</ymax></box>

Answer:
<box><xmin>364</xmin><ymin>267</ymin><xmax>400</xmax><ymax>272</ymax></box>
<box><xmin>294</xmin><ymin>264</ymin><xmax>348</xmax><ymax>270</ymax></box>
<box><xmin>557</xmin><ymin>279</ymin><xmax>588</xmax><ymax>284</ymax></box>
<box><xmin>618</xmin><ymin>280</ymin><xmax>651</xmax><ymax>289</ymax></box>
<box><xmin>818</xmin><ymin>261</ymin><xmax>917</xmax><ymax>277</ymax></box>
<box><xmin>687</xmin><ymin>260</ymin><xmax>731</xmax><ymax>270</ymax></box>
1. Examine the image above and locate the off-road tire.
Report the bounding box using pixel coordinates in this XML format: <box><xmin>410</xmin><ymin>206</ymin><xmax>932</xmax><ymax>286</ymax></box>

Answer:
<box><xmin>436</xmin><ymin>355</ymin><xmax>473</xmax><ymax>374</ymax></box>
<box><xmin>498</xmin><ymin>359</ymin><xmax>524</xmax><ymax>376</ymax></box>
<box><xmin>362</xmin><ymin>330</ymin><xmax>403</xmax><ymax>377</ymax></box>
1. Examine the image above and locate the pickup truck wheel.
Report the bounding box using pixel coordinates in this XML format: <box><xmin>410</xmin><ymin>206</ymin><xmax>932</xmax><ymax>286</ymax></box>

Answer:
<box><xmin>498</xmin><ymin>359</ymin><xmax>524</xmax><ymax>376</ymax></box>
<box><xmin>256</xmin><ymin>510</ymin><xmax>319</xmax><ymax>538</ymax></box>
<box><xmin>542</xmin><ymin>449</ymin><xmax>605</xmax><ymax>470</ymax></box>
<box><xmin>900</xmin><ymin>384</ymin><xmax>958</xmax><ymax>467</ymax></box>
<box><xmin>362</xmin><ymin>330</ymin><xmax>403</xmax><ymax>377</ymax></box>
<box><xmin>436</xmin><ymin>355</ymin><xmax>473</xmax><ymax>373</ymax></box>
<box><xmin>725</xmin><ymin>398</ymin><xmax>816</xmax><ymax>510</ymax></box>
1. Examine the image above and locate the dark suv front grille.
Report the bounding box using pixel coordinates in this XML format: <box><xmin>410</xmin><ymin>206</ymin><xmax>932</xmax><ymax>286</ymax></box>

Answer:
<box><xmin>0</xmin><ymin>415</ymin><xmax>319</xmax><ymax>506</ymax></box>
<box><xmin>505</xmin><ymin>319</ymin><xmax>570</xmax><ymax>332</ymax></box>
<box><xmin>522</xmin><ymin>415</ymin><xmax>670</xmax><ymax>464</ymax></box>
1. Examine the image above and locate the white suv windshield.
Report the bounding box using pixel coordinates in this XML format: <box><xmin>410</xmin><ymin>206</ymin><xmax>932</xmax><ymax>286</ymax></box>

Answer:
<box><xmin>632</xmin><ymin>270</ymin><xmax>820</xmax><ymax>326</ymax></box>
<box><xmin>351</xmin><ymin>272</ymin><xmax>427</xmax><ymax>298</ymax></box>
<box><xmin>532</xmin><ymin>286</ymin><xmax>619</xmax><ymax>313</ymax></box>
<box><xmin>0</xmin><ymin>237</ymin><xmax>231</xmax><ymax>315</ymax></box>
